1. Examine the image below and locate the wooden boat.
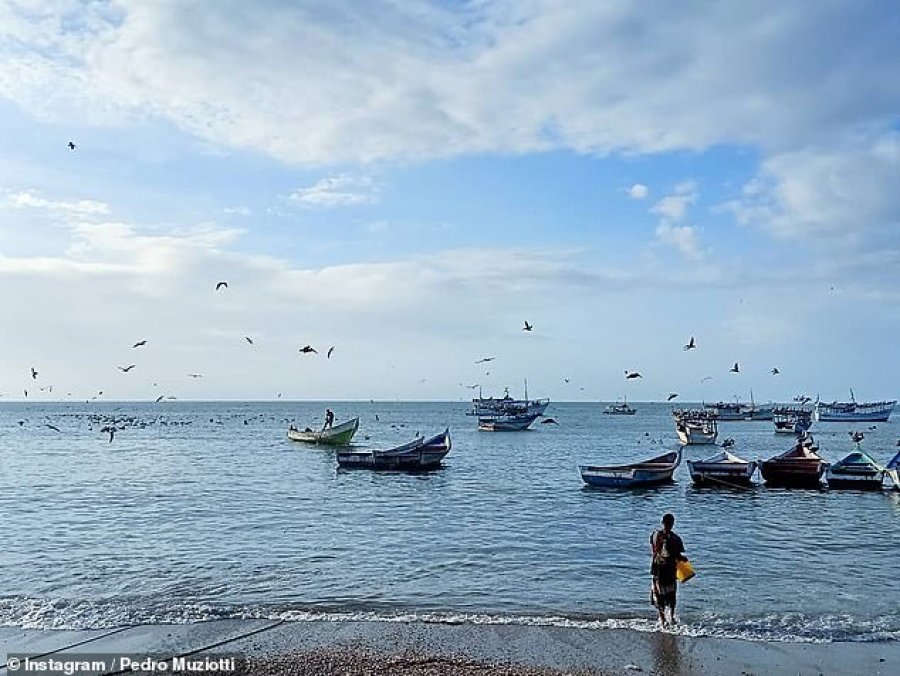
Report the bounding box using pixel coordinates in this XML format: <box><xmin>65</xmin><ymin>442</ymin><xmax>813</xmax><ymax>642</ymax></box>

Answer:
<box><xmin>687</xmin><ymin>449</ymin><xmax>758</xmax><ymax>487</ymax></box>
<box><xmin>760</xmin><ymin>435</ymin><xmax>826</xmax><ymax>488</ymax></box>
<box><xmin>477</xmin><ymin>413</ymin><xmax>540</xmax><ymax>431</ymax></box>
<box><xmin>336</xmin><ymin>429</ymin><xmax>451</xmax><ymax>471</ymax></box>
<box><xmin>579</xmin><ymin>449</ymin><xmax>681</xmax><ymax>488</ymax></box>
<box><xmin>826</xmin><ymin>449</ymin><xmax>886</xmax><ymax>490</ymax></box>
<box><xmin>673</xmin><ymin>410</ymin><xmax>718</xmax><ymax>445</ymax></box>
<box><xmin>287</xmin><ymin>417</ymin><xmax>359</xmax><ymax>445</ymax></box>
<box><xmin>773</xmin><ymin>407</ymin><xmax>813</xmax><ymax>435</ymax></box>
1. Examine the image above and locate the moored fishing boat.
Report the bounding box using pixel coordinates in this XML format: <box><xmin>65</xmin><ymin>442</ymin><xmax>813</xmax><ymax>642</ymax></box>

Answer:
<box><xmin>287</xmin><ymin>417</ymin><xmax>359</xmax><ymax>445</ymax></box>
<box><xmin>336</xmin><ymin>429</ymin><xmax>451</xmax><ymax>471</ymax></box>
<box><xmin>826</xmin><ymin>448</ymin><xmax>886</xmax><ymax>490</ymax></box>
<box><xmin>579</xmin><ymin>449</ymin><xmax>681</xmax><ymax>488</ymax></box>
<box><xmin>814</xmin><ymin>391</ymin><xmax>895</xmax><ymax>422</ymax></box>
<box><xmin>687</xmin><ymin>449</ymin><xmax>758</xmax><ymax>487</ymax></box>
<box><xmin>760</xmin><ymin>435</ymin><xmax>826</xmax><ymax>488</ymax></box>
<box><xmin>477</xmin><ymin>413</ymin><xmax>540</xmax><ymax>431</ymax></box>
<box><xmin>468</xmin><ymin>383</ymin><xmax>549</xmax><ymax>418</ymax></box>
<box><xmin>604</xmin><ymin>397</ymin><xmax>636</xmax><ymax>415</ymax></box>
<box><xmin>702</xmin><ymin>401</ymin><xmax>746</xmax><ymax>421</ymax></box>
<box><xmin>673</xmin><ymin>410</ymin><xmax>718</xmax><ymax>445</ymax></box>
<box><xmin>773</xmin><ymin>407</ymin><xmax>813</xmax><ymax>435</ymax></box>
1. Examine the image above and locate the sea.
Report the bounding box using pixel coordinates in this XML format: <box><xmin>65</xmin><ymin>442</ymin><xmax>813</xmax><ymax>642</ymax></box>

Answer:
<box><xmin>1</xmin><ymin>401</ymin><xmax>898</xmax><ymax>644</ymax></box>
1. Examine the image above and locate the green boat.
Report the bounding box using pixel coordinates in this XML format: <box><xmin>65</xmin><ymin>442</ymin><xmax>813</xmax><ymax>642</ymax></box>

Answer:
<box><xmin>287</xmin><ymin>417</ymin><xmax>359</xmax><ymax>445</ymax></box>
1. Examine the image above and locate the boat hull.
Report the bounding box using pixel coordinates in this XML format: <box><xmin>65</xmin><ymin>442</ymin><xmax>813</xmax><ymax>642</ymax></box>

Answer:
<box><xmin>579</xmin><ymin>450</ymin><xmax>681</xmax><ymax>489</ymax></box>
<box><xmin>687</xmin><ymin>460</ymin><xmax>758</xmax><ymax>487</ymax></box>
<box><xmin>478</xmin><ymin>414</ymin><xmax>540</xmax><ymax>431</ymax></box>
<box><xmin>337</xmin><ymin>430</ymin><xmax>451</xmax><ymax>471</ymax></box>
<box><xmin>825</xmin><ymin>472</ymin><xmax>885</xmax><ymax>490</ymax></box>
<box><xmin>287</xmin><ymin>418</ymin><xmax>359</xmax><ymax>445</ymax></box>
<box><xmin>814</xmin><ymin>401</ymin><xmax>895</xmax><ymax>422</ymax></box>
<box><xmin>760</xmin><ymin>460</ymin><xmax>825</xmax><ymax>488</ymax></box>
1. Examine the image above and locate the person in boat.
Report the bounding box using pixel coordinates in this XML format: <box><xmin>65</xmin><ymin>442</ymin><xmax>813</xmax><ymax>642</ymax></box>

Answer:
<box><xmin>650</xmin><ymin>513</ymin><xmax>688</xmax><ymax>627</ymax></box>
<box><xmin>323</xmin><ymin>408</ymin><xmax>335</xmax><ymax>430</ymax></box>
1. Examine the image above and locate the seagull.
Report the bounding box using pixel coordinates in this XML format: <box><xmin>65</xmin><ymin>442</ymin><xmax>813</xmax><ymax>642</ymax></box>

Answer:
<box><xmin>475</xmin><ymin>357</ymin><xmax>495</xmax><ymax>364</ymax></box>
<box><xmin>729</xmin><ymin>362</ymin><xmax>740</xmax><ymax>373</ymax></box>
<box><xmin>564</xmin><ymin>378</ymin><xmax>570</xmax><ymax>383</ymax></box>
<box><xmin>327</xmin><ymin>346</ymin><xmax>335</xmax><ymax>359</ymax></box>
<box><xmin>667</xmin><ymin>393</ymin><xmax>679</xmax><ymax>401</ymax></box>
<box><xmin>132</xmin><ymin>340</ymin><xmax>147</xmax><ymax>348</ymax></box>
<box><xmin>68</xmin><ymin>141</ymin><xmax>76</xmax><ymax>150</ymax></box>
<box><xmin>245</xmin><ymin>337</ymin><xmax>254</xmax><ymax>345</ymax></box>
<box><xmin>39</xmin><ymin>385</ymin><xmax>53</xmax><ymax>392</ymax></box>
<box><xmin>771</xmin><ymin>367</ymin><xmax>780</xmax><ymax>375</ymax></box>
<box><xmin>701</xmin><ymin>376</ymin><xmax>714</xmax><ymax>383</ymax></box>
<box><xmin>155</xmin><ymin>395</ymin><xmax>164</xmax><ymax>403</ymax></box>
<box><xmin>118</xmin><ymin>364</ymin><xmax>136</xmax><ymax>372</ymax></box>
<box><xmin>31</xmin><ymin>367</ymin><xmax>38</xmax><ymax>379</ymax></box>
<box><xmin>45</xmin><ymin>424</ymin><xmax>61</xmax><ymax>432</ymax></box>
<box><xmin>187</xmin><ymin>373</ymin><xmax>203</xmax><ymax>378</ymax></box>
<box><xmin>523</xmin><ymin>321</ymin><xmax>533</xmax><ymax>332</ymax></box>
<box><xmin>299</xmin><ymin>345</ymin><xmax>317</xmax><ymax>354</ymax></box>
<box><xmin>541</xmin><ymin>418</ymin><xmax>559</xmax><ymax>425</ymax></box>
<box><xmin>100</xmin><ymin>425</ymin><xmax>115</xmax><ymax>443</ymax></box>
<box><xmin>23</xmin><ymin>389</ymin><xmax>28</xmax><ymax>397</ymax></box>
<box><xmin>849</xmin><ymin>431</ymin><xmax>865</xmax><ymax>443</ymax></box>
<box><xmin>215</xmin><ymin>281</ymin><xmax>228</xmax><ymax>291</ymax></box>
<box><xmin>625</xmin><ymin>371</ymin><xmax>642</xmax><ymax>379</ymax></box>
<box><xmin>683</xmin><ymin>337</ymin><xmax>696</xmax><ymax>351</ymax></box>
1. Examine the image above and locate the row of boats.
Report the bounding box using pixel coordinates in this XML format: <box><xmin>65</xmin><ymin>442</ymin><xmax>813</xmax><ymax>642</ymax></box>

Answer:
<box><xmin>579</xmin><ymin>435</ymin><xmax>900</xmax><ymax>490</ymax></box>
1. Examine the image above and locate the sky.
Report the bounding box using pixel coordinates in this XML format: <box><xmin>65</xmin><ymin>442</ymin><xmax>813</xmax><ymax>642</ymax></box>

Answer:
<box><xmin>0</xmin><ymin>0</ymin><xmax>898</xmax><ymax>403</ymax></box>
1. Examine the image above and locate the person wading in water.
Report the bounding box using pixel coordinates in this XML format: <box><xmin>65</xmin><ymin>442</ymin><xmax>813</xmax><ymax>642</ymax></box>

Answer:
<box><xmin>650</xmin><ymin>512</ymin><xmax>688</xmax><ymax>627</ymax></box>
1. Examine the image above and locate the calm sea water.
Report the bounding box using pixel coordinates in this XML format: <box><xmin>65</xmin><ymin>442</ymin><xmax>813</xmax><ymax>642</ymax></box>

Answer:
<box><xmin>1</xmin><ymin>401</ymin><xmax>898</xmax><ymax>643</ymax></box>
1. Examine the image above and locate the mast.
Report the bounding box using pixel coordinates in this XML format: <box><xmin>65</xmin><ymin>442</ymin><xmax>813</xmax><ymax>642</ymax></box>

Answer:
<box><xmin>524</xmin><ymin>377</ymin><xmax>529</xmax><ymax>402</ymax></box>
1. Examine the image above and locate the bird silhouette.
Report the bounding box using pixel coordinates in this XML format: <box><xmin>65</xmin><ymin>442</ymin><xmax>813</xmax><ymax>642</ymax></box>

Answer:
<box><xmin>117</xmin><ymin>364</ymin><xmax>136</xmax><ymax>372</ymax></box>
<box><xmin>155</xmin><ymin>395</ymin><xmax>164</xmax><ymax>403</ymax></box>
<box><xmin>45</xmin><ymin>424</ymin><xmax>61</xmax><ymax>432</ymax></box>
<box><xmin>683</xmin><ymin>337</ymin><xmax>696</xmax><ymax>350</ymax></box>
<box><xmin>564</xmin><ymin>378</ymin><xmax>570</xmax><ymax>383</ymax></box>
<box><xmin>215</xmin><ymin>281</ymin><xmax>228</xmax><ymax>290</ymax></box>
<box><xmin>730</xmin><ymin>362</ymin><xmax>740</xmax><ymax>373</ymax></box>
<box><xmin>30</xmin><ymin>367</ymin><xmax>38</xmax><ymax>379</ymax></box>
<box><xmin>245</xmin><ymin>337</ymin><xmax>254</xmax><ymax>345</ymax></box>
<box><xmin>625</xmin><ymin>371</ymin><xmax>643</xmax><ymax>379</ymax></box>
<box><xmin>667</xmin><ymin>393</ymin><xmax>679</xmax><ymax>401</ymax></box>
<box><xmin>701</xmin><ymin>376</ymin><xmax>714</xmax><ymax>383</ymax></box>
<box><xmin>187</xmin><ymin>373</ymin><xmax>203</xmax><ymax>378</ymax></box>
<box><xmin>23</xmin><ymin>389</ymin><xmax>28</xmax><ymax>397</ymax></box>
<box><xmin>327</xmin><ymin>346</ymin><xmax>335</xmax><ymax>359</ymax></box>
<box><xmin>771</xmin><ymin>367</ymin><xmax>780</xmax><ymax>375</ymax></box>
<box><xmin>849</xmin><ymin>431</ymin><xmax>865</xmax><ymax>443</ymax></box>
<box><xmin>475</xmin><ymin>357</ymin><xmax>495</xmax><ymax>364</ymax></box>
<box><xmin>299</xmin><ymin>345</ymin><xmax>317</xmax><ymax>354</ymax></box>
<box><xmin>67</xmin><ymin>141</ymin><xmax>76</xmax><ymax>150</ymax></box>
<box><xmin>132</xmin><ymin>340</ymin><xmax>147</xmax><ymax>348</ymax></box>
<box><xmin>523</xmin><ymin>321</ymin><xmax>533</xmax><ymax>332</ymax></box>
<box><xmin>540</xmin><ymin>418</ymin><xmax>559</xmax><ymax>425</ymax></box>
<box><xmin>100</xmin><ymin>425</ymin><xmax>115</xmax><ymax>443</ymax></box>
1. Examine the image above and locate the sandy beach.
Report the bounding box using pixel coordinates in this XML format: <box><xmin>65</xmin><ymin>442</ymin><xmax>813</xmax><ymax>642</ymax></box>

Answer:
<box><xmin>2</xmin><ymin>619</ymin><xmax>898</xmax><ymax>676</ymax></box>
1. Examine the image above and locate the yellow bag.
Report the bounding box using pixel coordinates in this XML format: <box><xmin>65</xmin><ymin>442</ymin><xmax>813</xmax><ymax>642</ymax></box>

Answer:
<box><xmin>676</xmin><ymin>559</ymin><xmax>695</xmax><ymax>583</ymax></box>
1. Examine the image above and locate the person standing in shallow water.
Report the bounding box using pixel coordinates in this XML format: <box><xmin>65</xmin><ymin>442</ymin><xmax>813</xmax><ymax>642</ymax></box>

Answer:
<box><xmin>650</xmin><ymin>513</ymin><xmax>688</xmax><ymax>627</ymax></box>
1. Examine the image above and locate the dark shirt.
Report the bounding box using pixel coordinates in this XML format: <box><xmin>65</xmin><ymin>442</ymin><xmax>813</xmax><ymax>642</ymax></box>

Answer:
<box><xmin>650</xmin><ymin>528</ymin><xmax>685</xmax><ymax>578</ymax></box>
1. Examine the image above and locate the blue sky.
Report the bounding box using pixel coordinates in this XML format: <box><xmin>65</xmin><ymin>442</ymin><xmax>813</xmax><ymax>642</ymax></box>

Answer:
<box><xmin>0</xmin><ymin>1</ymin><xmax>898</xmax><ymax>402</ymax></box>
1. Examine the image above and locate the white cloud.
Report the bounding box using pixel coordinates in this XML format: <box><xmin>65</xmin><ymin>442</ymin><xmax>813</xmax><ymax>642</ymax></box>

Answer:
<box><xmin>6</xmin><ymin>190</ymin><xmax>110</xmax><ymax>217</ymax></box>
<box><xmin>289</xmin><ymin>175</ymin><xmax>378</xmax><ymax>207</ymax></box>
<box><xmin>650</xmin><ymin>181</ymin><xmax>697</xmax><ymax>222</ymax></box>
<box><xmin>655</xmin><ymin>221</ymin><xmax>703</xmax><ymax>261</ymax></box>
<box><xmin>627</xmin><ymin>183</ymin><xmax>648</xmax><ymax>200</ymax></box>
<box><xmin>2</xmin><ymin>3</ymin><xmax>899</xmax><ymax>163</ymax></box>
<box><xmin>650</xmin><ymin>181</ymin><xmax>704</xmax><ymax>260</ymax></box>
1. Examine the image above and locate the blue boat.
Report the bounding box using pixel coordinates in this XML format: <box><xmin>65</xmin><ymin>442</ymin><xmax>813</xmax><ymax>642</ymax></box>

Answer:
<box><xmin>579</xmin><ymin>449</ymin><xmax>681</xmax><ymax>488</ymax></box>
<box><xmin>885</xmin><ymin>449</ymin><xmax>900</xmax><ymax>490</ymax></box>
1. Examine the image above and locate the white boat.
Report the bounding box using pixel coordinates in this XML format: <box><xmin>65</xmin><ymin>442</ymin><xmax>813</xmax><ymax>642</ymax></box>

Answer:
<box><xmin>287</xmin><ymin>417</ymin><xmax>360</xmax><ymax>445</ymax></box>
<box><xmin>477</xmin><ymin>413</ymin><xmax>540</xmax><ymax>431</ymax></box>
<box><xmin>773</xmin><ymin>407</ymin><xmax>813</xmax><ymax>435</ymax></box>
<box><xmin>469</xmin><ymin>383</ymin><xmax>549</xmax><ymax>418</ymax></box>
<box><xmin>604</xmin><ymin>396</ymin><xmax>636</xmax><ymax>415</ymax></box>
<box><xmin>687</xmin><ymin>449</ymin><xmax>758</xmax><ymax>486</ymax></box>
<box><xmin>814</xmin><ymin>390</ymin><xmax>896</xmax><ymax>422</ymax></box>
<box><xmin>702</xmin><ymin>401</ymin><xmax>746</xmax><ymax>421</ymax></box>
<box><xmin>673</xmin><ymin>410</ymin><xmax>718</xmax><ymax>445</ymax></box>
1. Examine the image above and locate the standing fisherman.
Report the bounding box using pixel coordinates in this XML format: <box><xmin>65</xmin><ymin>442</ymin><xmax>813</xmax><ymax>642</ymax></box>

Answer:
<box><xmin>650</xmin><ymin>513</ymin><xmax>688</xmax><ymax>627</ymax></box>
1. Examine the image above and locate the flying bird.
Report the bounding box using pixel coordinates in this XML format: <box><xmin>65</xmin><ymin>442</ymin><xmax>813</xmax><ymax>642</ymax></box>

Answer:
<box><xmin>523</xmin><ymin>321</ymin><xmax>533</xmax><ymax>332</ymax></box>
<box><xmin>118</xmin><ymin>364</ymin><xmax>136</xmax><ymax>372</ymax></box>
<box><xmin>132</xmin><ymin>340</ymin><xmax>147</xmax><ymax>348</ymax></box>
<box><xmin>299</xmin><ymin>345</ymin><xmax>317</xmax><ymax>354</ymax></box>
<box><xmin>30</xmin><ymin>367</ymin><xmax>38</xmax><ymax>380</ymax></box>
<box><xmin>23</xmin><ymin>389</ymin><xmax>28</xmax><ymax>397</ymax></box>
<box><xmin>45</xmin><ymin>424</ymin><xmax>61</xmax><ymax>433</ymax></box>
<box><xmin>771</xmin><ymin>367</ymin><xmax>780</xmax><ymax>375</ymax></box>
<box><xmin>327</xmin><ymin>346</ymin><xmax>335</xmax><ymax>359</ymax></box>
<box><xmin>540</xmin><ymin>418</ymin><xmax>559</xmax><ymax>425</ymax></box>
<box><xmin>667</xmin><ymin>393</ymin><xmax>679</xmax><ymax>401</ymax></box>
<box><xmin>155</xmin><ymin>395</ymin><xmax>165</xmax><ymax>403</ymax></box>
<box><xmin>683</xmin><ymin>337</ymin><xmax>696</xmax><ymax>351</ymax></box>
<box><xmin>187</xmin><ymin>373</ymin><xmax>203</xmax><ymax>378</ymax></box>
<box><xmin>215</xmin><ymin>281</ymin><xmax>228</xmax><ymax>290</ymax></box>
<box><xmin>729</xmin><ymin>362</ymin><xmax>740</xmax><ymax>373</ymax></box>
<box><xmin>67</xmin><ymin>141</ymin><xmax>76</xmax><ymax>150</ymax></box>
<box><xmin>100</xmin><ymin>425</ymin><xmax>115</xmax><ymax>443</ymax></box>
<box><xmin>245</xmin><ymin>337</ymin><xmax>254</xmax><ymax>345</ymax></box>
<box><xmin>701</xmin><ymin>376</ymin><xmax>714</xmax><ymax>383</ymax></box>
<box><xmin>475</xmin><ymin>357</ymin><xmax>495</xmax><ymax>364</ymax></box>
<box><xmin>625</xmin><ymin>371</ymin><xmax>643</xmax><ymax>379</ymax></box>
<box><xmin>564</xmin><ymin>378</ymin><xmax>570</xmax><ymax>383</ymax></box>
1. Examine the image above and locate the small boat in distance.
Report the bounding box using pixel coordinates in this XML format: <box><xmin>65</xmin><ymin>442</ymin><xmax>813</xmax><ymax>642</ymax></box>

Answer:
<box><xmin>814</xmin><ymin>390</ymin><xmax>896</xmax><ymax>422</ymax></box>
<box><xmin>773</xmin><ymin>406</ymin><xmax>813</xmax><ymax>435</ymax></box>
<box><xmin>673</xmin><ymin>409</ymin><xmax>718</xmax><ymax>445</ymax></box>
<box><xmin>826</xmin><ymin>448</ymin><xmax>886</xmax><ymax>491</ymax></box>
<box><xmin>760</xmin><ymin>434</ymin><xmax>826</xmax><ymax>488</ymax></box>
<box><xmin>287</xmin><ymin>417</ymin><xmax>360</xmax><ymax>445</ymax></box>
<box><xmin>579</xmin><ymin>449</ymin><xmax>681</xmax><ymax>489</ymax></box>
<box><xmin>604</xmin><ymin>396</ymin><xmax>636</xmax><ymax>415</ymax></box>
<box><xmin>477</xmin><ymin>413</ymin><xmax>541</xmax><ymax>431</ymax></box>
<box><xmin>702</xmin><ymin>401</ymin><xmax>745</xmax><ymax>421</ymax></box>
<box><xmin>468</xmin><ymin>382</ymin><xmax>549</xmax><ymax>418</ymax></box>
<box><xmin>336</xmin><ymin>429</ymin><xmax>451</xmax><ymax>471</ymax></box>
<box><xmin>687</xmin><ymin>449</ymin><xmax>758</xmax><ymax>487</ymax></box>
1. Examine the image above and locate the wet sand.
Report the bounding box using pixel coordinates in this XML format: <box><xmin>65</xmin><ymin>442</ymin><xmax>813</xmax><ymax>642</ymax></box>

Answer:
<box><xmin>2</xmin><ymin>619</ymin><xmax>897</xmax><ymax>675</ymax></box>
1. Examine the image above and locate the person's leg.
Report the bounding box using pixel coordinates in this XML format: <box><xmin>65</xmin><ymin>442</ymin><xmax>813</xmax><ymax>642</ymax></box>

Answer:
<box><xmin>668</xmin><ymin>593</ymin><xmax>678</xmax><ymax>625</ymax></box>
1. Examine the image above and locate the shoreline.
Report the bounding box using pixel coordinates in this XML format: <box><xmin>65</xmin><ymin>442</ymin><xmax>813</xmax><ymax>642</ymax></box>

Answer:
<box><xmin>2</xmin><ymin>619</ymin><xmax>897</xmax><ymax>676</ymax></box>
